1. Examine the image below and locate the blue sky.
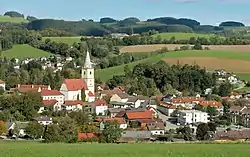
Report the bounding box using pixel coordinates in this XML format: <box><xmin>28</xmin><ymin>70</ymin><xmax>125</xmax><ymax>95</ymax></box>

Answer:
<box><xmin>0</xmin><ymin>0</ymin><xmax>249</xmax><ymax>25</ymax></box>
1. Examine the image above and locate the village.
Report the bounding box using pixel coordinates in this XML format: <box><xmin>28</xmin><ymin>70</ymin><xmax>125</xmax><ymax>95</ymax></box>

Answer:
<box><xmin>0</xmin><ymin>51</ymin><xmax>250</xmax><ymax>143</ymax></box>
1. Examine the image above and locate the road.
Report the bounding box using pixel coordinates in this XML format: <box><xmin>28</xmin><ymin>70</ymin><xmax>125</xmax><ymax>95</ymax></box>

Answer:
<box><xmin>158</xmin><ymin>111</ymin><xmax>179</xmax><ymax>130</ymax></box>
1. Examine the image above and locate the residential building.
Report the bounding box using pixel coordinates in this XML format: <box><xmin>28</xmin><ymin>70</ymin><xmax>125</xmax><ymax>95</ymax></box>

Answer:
<box><xmin>146</xmin><ymin>120</ymin><xmax>165</xmax><ymax>135</ymax></box>
<box><xmin>199</xmin><ymin>101</ymin><xmax>224</xmax><ymax>114</ymax></box>
<box><xmin>170</xmin><ymin>97</ymin><xmax>205</xmax><ymax>109</ymax></box>
<box><xmin>92</xmin><ymin>99</ymin><xmax>108</xmax><ymax>116</ymax></box>
<box><xmin>108</xmin><ymin>108</ymin><xmax>125</xmax><ymax>118</ymax></box>
<box><xmin>228</xmin><ymin>76</ymin><xmax>238</xmax><ymax>84</ymax></box>
<box><xmin>178</xmin><ymin>110</ymin><xmax>209</xmax><ymax>125</ymax></box>
<box><xmin>8</xmin><ymin>122</ymin><xmax>29</xmax><ymax>137</ymax></box>
<box><xmin>125</xmin><ymin>110</ymin><xmax>153</xmax><ymax>122</ymax></box>
<box><xmin>38</xmin><ymin>100</ymin><xmax>61</xmax><ymax>113</ymax></box>
<box><xmin>98</xmin><ymin>117</ymin><xmax>128</xmax><ymax>130</ymax></box>
<box><xmin>63</xmin><ymin>100</ymin><xmax>83</xmax><ymax>111</ymax></box>
<box><xmin>40</xmin><ymin>89</ymin><xmax>64</xmax><ymax>105</ymax></box>
<box><xmin>100</xmin><ymin>88</ymin><xmax>123</xmax><ymax>99</ymax></box>
<box><xmin>0</xmin><ymin>80</ymin><xmax>5</xmax><ymax>90</ymax></box>
<box><xmin>33</xmin><ymin>116</ymin><xmax>53</xmax><ymax>126</ymax></box>
<box><xmin>60</xmin><ymin>51</ymin><xmax>95</xmax><ymax>102</ymax></box>
<box><xmin>110</xmin><ymin>93</ymin><xmax>129</xmax><ymax>103</ymax></box>
<box><xmin>119</xmin><ymin>131</ymin><xmax>152</xmax><ymax>142</ymax></box>
<box><xmin>213</xmin><ymin>129</ymin><xmax>250</xmax><ymax>142</ymax></box>
<box><xmin>17</xmin><ymin>84</ymin><xmax>51</xmax><ymax>93</ymax></box>
<box><xmin>157</xmin><ymin>102</ymin><xmax>177</xmax><ymax>116</ymax></box>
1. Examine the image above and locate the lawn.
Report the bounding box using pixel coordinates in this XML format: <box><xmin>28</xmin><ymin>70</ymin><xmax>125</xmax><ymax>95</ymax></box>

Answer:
<box><xmin>152</xmin><ymin>32</ymin><xmax>217</xmax><ymax>40</ymax></box>
<box><xmin>1</xmin><ymin>44</ymin><xmax>52</xmax><ymax>59</ymax></box>
<box><xmin>96</xmin><ymin>50</ymin><xmax>250</xmax><ymax>82</ymax></box>
<box><xmin>0</xmin><ymin>141</ymin><xmax>249</xmax><ymax>157</ymax></box>
<box><xmin>43</xmin><ymin>36</ymin><xmax>82</xmax><ymax>45</ymax></box>
<box><xmin>0</xmin><ymin>16</ymin><xmax>28</xmax><ymax>23</ymax></box>
<box><xmin>236</xmin><ymin>73</ymin><xmax>250</xmax><ymax>81</ymax></box>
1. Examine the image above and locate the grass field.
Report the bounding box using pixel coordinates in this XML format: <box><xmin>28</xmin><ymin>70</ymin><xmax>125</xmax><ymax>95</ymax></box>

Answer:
<box><xmin>152</xmin><ymin>32</ymin><xmax>217</xmax><ymax>40</ymax></box>
<box><xmin>96</xmin><ymin>50</ymin><xmax>250</xmax><ymax>82</ymax></box>
<box><xmin>236</xmin><ymin>73</ymin><xmax>250</xmax><ymax>81</ymax></box>
<box><xmin>0</xmin><ymin>142</ymin><xmax>250</xmax><ymax>157</ymax></box>
<box><xmin>43</xmin><ymin>37</ymin><xmax>82</xmax><ymax>45</ymax></box>
<box><xmin>0</xmin><ymin>15</ymin><xmax>28</xmax><ymax>23</ymax></box>
<box><xmin>1</xmin><ymin>44</ymin><xmax>52</xmax><ymax>59</ymax></box>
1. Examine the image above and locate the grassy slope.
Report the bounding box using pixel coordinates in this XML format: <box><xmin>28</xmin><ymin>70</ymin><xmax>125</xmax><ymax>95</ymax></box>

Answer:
<box><xmin>43</xmin><ymin>37</ymin><xmax>82</xmax><ymax>45</ymax></box>
<box><xmin>0</xmin><ymin>16</ymin><xmax>28</xmax><ymax>23</ymax></box>
<box><xmin>1</xmin><ymin>44</ymin><xmax>52</xmax><ymax>59</ymax></box>
<box><xmin>236</xmin><ymin>73</ymin><xmax>250</xmax><ymax>81</ymax></box>
<box><xmin>0</xmin><ymin>142</ymin><xmax>249</xmax><ymax>157</ymax></box>
<box><xmin>152</xmin><ymin>32</ymin><xmax>217</xmax><ymax>40</ymax></box>
<box><xmin>96</xmin><ymin>50</ymin><xmax>250</xmax><ymax>82</ymax></box>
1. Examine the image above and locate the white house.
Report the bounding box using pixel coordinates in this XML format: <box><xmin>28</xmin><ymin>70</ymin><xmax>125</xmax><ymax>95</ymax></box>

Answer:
<box><xmin>39</xmin><ymin>100</ymin><xmax>61</xmax><ymax>113</ymax></box>
<box><xmin>59</xmin><ymin>51</ymin><xmax>95</xmax><ymax>102</ymax></box>
<box><xmin>178</xmin><ymin>110</ymin><xmax>209</xmax><ymax>125</ymax></box>
<box><xmin>99</xmin><ymin>118</ymin><xmax>128</xmax><ymax>130</ymax></box>
<box><xmin>63</xmin><ymin>100</ymin><xmax>83</xmax><ymax>111</ymax></box>
<box><xmin>0</xmin><ymin>80</ymin><xmax>5</xmax><ymax>91</ymax></box>
<box><xmin>157</xmin><ymin>102</ymin><xmax>177</xmax><ymax>116</ymax></box>
<box><xmin>33</xmin><ymin>116</ymin><xmax>53</xmax><ymax>126</ymax></box>
<box><xmin>228</xmin><ymin>76</ymin><xmax>238</xmax><ymax>84</ymax></box>
<box><xmin>171</xmin><ymin>97</ymin><xmax>205</xmax><ymax>109</ymax></box>
<box><xmin>92</xmin><ymin>99</ymin><xmax>108</xmax><ymax>115</ymax></box>
<box><xmin>66</xmin><ymin>57</ymin><xmax>73</xmax><ymax>62</ymax></box>
<box><xmin>110</xmin><ymin>93</ymin><xmax>129</xmax><ymax>103</ymax></box>
<box><xmin>147</xmin><ymin>121</ymin><xmax>165</xmax><ymax>135</ymax></box>
<box><xmin>40</xmin><ymin>89</ymin><xmax>64</xmax><ymax>105</ymax></box>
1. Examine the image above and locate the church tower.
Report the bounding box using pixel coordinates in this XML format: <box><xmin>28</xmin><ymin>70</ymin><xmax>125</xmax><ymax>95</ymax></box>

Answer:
<box><xmin>82</xmin><ymin>51</ymin><xmax>95</xmax><ymax>95</ymax></box>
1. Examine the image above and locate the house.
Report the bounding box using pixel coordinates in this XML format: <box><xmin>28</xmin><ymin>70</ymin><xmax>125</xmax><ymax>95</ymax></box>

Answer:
<box><xmin>7</xmin><ymin>121</ymin><xmax>29</xmax><ymax>137</ymax></box>
<box><xmin>229</xmin><ymin>92</ymin><xmax>242</xmax><ymax>99</ymax></box>
<box><xmin>230</xmin><ymin>106</ymin><xmax>247</xmax><ymax>124</ymax></box>
<box><xmin>199</xmin><ymin>101</ymin><xmax>224</xmax><ymax>114</ymax></box>
<box><xmin>170</xmin><ymin>97</ymin><xmax>205</xmax><ymax>109</ymax></box>
<box><xmin>108</xmin><ymin>108</ymin><xmax>125</xmax><ymax>118</ymax></box>
<box><xmin>125</xmin><ymin>110</ymin><xmax>153</xmax><ymax>122</ymax></box>
<box><xmin>40</xmin><ymin>89</ymin><xmax>64</xmax><ymax>105</ymax></box>
<box><xmin>213</xmin><ymin>129</ymin><xmax>250</xmax><ymax>142</ymax></box>
<box><xmin>146</xmin><ymin>106</ymin><xmax>158</xmax><ymax>118</ymax></box>
<box><xmin>228</xmin><ymin>76</ymin><xmax>238</xmax><ymax>84</ymax></box>
<box><xmin>33</xmin><ymin>116</ymin><xmax>53</xmax><ymax>126</ymax></box>
<box><xmin>98</xmin><ymin>117</ymin><xmax>128</xmax><ymax>130</ymax></box>
<box><xmin>162</xmin><ymin>94</ymin><xmax>176</xmax><ymax>102</ymax></box>
<box><xmin>119</xmin><ymin>131</ymin><xmax>152</xmax><ymax>142</ymax></box>
<box><xmin>0</xmin><ymin>80</ymin><xmax>5</xmax><ymax>90</ymax></box>
<box><xmin>63</xmin><ymin>100</ymin><xmax>83</xmax><ymax>111</ymax></box>
<box><xmin>60</xmin><ymin>51</ymin><xmax>95</xmax><ymax>102</ymax></box>
<box><xmin>110</xmin><ymin>93</ymin><xmax>129</xmax><ymax>103</ymax></box>
<box><xmin>157</xmin><ymin>102</ymin><xmax>177</xmax><ymax>116</ymax></box>
<box><xmin>146</xmin><ymin>120</ymin><xmax>165</xmax><ymax>135</ymax></box>
<box><xmin>92</xmin><ymin>99</ymin><xmax>108</xmax><ymax>116</ymax></box>
<box><xmin>38</xmin><ymin>100</ymin><xmax>60</xmax><ymax>113</ymax></box>
<box><xmin>100</xmin><ymin>88</ymin><xmax>123</xmax><ymax>98</ymax></box>
<box><xmin>17</xmin><ymin>84</ymin><xmax>51</xmax><ymax>93</ymax></box>
<box><xmin>66</xmin><ymin>57</ymin><xmax>73</xmax><ymax>62</ymax></box>
<box><xmin>177</xmin><ymin>110</ymin><xmax>209</xmax><ymax>125</ymax></box>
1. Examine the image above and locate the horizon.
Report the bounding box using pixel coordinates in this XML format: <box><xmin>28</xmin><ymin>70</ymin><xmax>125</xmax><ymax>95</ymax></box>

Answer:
<box><xmin>0</xmin><ymin>0</ymin><xmax>250</xmax><ymax>26</ymax></box>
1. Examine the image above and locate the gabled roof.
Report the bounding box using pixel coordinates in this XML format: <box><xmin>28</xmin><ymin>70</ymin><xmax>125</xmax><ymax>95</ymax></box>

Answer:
<box><xmin>40</xmin><ymin>90</ymin><xmax>63</xmax><ymax>96</ymax></box>
<box><xmin>78</xmin><ymin>133</ymin><xmax>96</xmax><ymax>141</ymax></box>
<box><xmin>63</xmin><ymin>79</ymin><xmax>87</xmax><ymax>91</ymax></box>
<box><xmin>116</xmin><ymin>93</ymin><xmax>129</xmax><ymax>99</ymax></box>
<box><xmin>127</xmin><ymin>96</ymin><xmax>138</xmax><ymax>103</ymax></box>
<box><xmin>88</xmin><ymin>91</ymin><xmax>95</xmax><ymax>97</ymax></box>
<box><xmin>64</xmin><ymin>100</ymin><xmax>83</xmax><ymax>106</ymax></box>
<box><xmin>17</xmin><ymin>84</ymin><xmax>50</xmax><ymax>93</ymax></box>
<box><xmin>172</xmin><ymin>97</ymin><xmax>205</xmax><ymax>103</ymax></box>
<box><xmin>101</xmin><ymin>88</ymin><xmax>123</xmax><ymax>96</ymax></box>
<box><xmin>42</xmin><ymin>100</ymin><xmax>58</xmax><ymax>106</ymax></box>
<box><xmin>126</xmin><ymin>110</ymin><xmax>153</xmax><ymax>120</ymax></box>
<box><xmin>94</xmin><ymin>99</ymin><xmax>107</xmax><ymax>106</ymax></box>
<box><xmin>96</xmin><ymin>117</ymin><xmax>126</xmax><ymax>124</ymax></box>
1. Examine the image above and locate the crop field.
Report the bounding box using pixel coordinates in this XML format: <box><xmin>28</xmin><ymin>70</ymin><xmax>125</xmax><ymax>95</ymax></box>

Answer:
<box><xmin>0</xmin><ymin>16</ymin><xmax>28</xmax><ymax>23</ymax></box>
<box><xmin>1</xmin><ymin>44</ymin><xmax>52</xmax><ymax>59</ymax></box>
<box><xmin>120</xmin><ymin>44</ymin><xmax>250</xmax><ymax>53</ymax></box>
<box><xmin>151</xmin><ymin>32</ymin><xmax>217</xmax><ymax>40</ymax></box>
<box><xmin>96</xmin><ymin>50</ymin><xmax>250</xmax><ymax>82</ymax></box>
<box><xmin>0</xmin><ymin>142</ymin><xmax>249</xmax><ymax>157</ymax></box>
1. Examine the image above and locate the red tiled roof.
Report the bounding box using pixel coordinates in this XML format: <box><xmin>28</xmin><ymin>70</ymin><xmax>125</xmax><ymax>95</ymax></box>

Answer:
<box><xmin>64</xmin><ymin>79</ymin><xmax>87</xmax><ymax>91</ymax></box>
<box><xmin>172</xmin><ymin>97</ymin><xmax>205</xmax><ymax>103</ymax></box>
<box><xmin>96</xmin><ymin>117</ymin><xmax>126</xmax><ymax>124</ymax></box>
<box><xmin>88</xmin><ymin>91</ymin><xmax>95</xmax><ymax>97</ymax></box>
<box><xmin>199</xmin><ymin>101</ymin><xmax>222</xmax><ymax>108</ymax></box>
<box><xmin>78</xmin><ymin>133</ymin><xmax>96</xmax><ymax>141</ymax></box>
<box><xmin>42</xmin><ymin>100</ymin><xmax>58</xmax><ymax>106</ymax></box>
<box><xmin>159</xmin><ymin>102</ymin><xmax>177</xmax><ymax>109</ymax></box>
<box><xmin>126</xmin><ymin>110</ymin><xmax>153</xmax><ymax>120</ymax></box>
<box><xmin>94</xmin><ymin>99</ymin><xmax>107</xmax><ymax>106</ymax></box>
<box><xmin>64</xmin><ymin>100</ymin><xmax>83</xmax><ymax>106</ymax></box>
<box><xmin>17</xmin><ymin>84</ymin><xmax>50</xmax><ymax>93</ymax></box>
<box><xmin>40</xmin><ymin>90</ymin><xmax>63</xmax><ymax>96</ymax></box>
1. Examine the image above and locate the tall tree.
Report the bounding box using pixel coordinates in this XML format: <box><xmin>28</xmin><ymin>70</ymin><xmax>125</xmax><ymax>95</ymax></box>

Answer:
<box><xmin>25</xmin><ymin>122</ymin><xmax>44</xmax><ymax>139</ymax></box>
<box><xmin>102</xmin><ymin>120</ymin><xmax>122</xmax><ymax>143</ymax></box>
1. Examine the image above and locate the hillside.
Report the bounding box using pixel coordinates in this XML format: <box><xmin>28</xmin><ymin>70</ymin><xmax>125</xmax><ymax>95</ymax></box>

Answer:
<box><xmin>0</xmin><ymin>15</ymin><xmax>28</xmax><ymax>23</ymax></box>
<box><xmin>1</xmin><ymin>44</ymin><xmax>52</xmax><ymax>59</ymax></box>
<box><xmin>96</xmin><ymin>50</ymin><xmax>250</xmax><ymax>82</ymax></box>
<box><xmin>42</xmin><ymin>36</ymin><xmax>82</xmax><ymax>45</ymax></box>
<box><xmin>152</xmin><ymin>32</ymin><xmax>218</xmax><ymax>40</ymax></box>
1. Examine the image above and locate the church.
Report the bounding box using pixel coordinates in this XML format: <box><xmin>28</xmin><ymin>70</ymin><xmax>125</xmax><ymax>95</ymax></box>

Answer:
<box><xmin>60</xmin><ymin>51</ymin><xmax>95</xmax><ymax>102</ymax></box>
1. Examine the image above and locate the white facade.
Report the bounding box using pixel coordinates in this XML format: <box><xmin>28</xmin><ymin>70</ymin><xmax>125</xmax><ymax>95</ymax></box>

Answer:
<box><xmin>0</xmin><ymin>83</ymin><xmax>5</xmax><ymax>91</ymax></box>
<box><xmin>82</xmin><ymin>51</ymin><xmax>95</xmax><ymax>95</ymax></box>
<box><xmin>150</xmin><ymin>130</ymin><xmax>165</xmax><ymax>135</ymax></box>
<box><xmin>42</xmin><ymin>95</ymin><xmax>64</xmax><ymax>105</ymax></box>
<box><xmin>178</xmin><ymin>110</ymin><xmax>209</xmax><ymax>125</ymax></box>
<box><xmin>110</xmin><ymin>94</ymin><xmax>128</xmax><ymax>103</ymax></box>
<box><xmin>228</xmin><ymin>76</ymin><xmax>238</xmax><ymax>84</ymax></box>
<box><xmin>64</xmin><ymin>104</ymin><xmax>83</xmax><ymax>111</ymax></box>
<box><xmin>95</xmin><ymin>105</ymin><xmax>108</xmax><ymax>115</ymax></box>
<box><xmin>120</xmin><ymin>124</ymin><xmax>128</xmax><ymax>129</ymax></box>
<box><xmin>37</xmin><ymin>120</ymin><xmax>53</xmax><ymax>126</ymax></box>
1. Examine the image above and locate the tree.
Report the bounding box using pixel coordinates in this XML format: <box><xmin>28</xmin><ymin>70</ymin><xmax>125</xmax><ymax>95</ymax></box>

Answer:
<box><xmin>177</xmin><ymin>126</ymin><xmax>193</xmax><ymax>141</ymax></box>
<box><xmin>43</xmin><ymin>124</ymin><xmax>61</xmax><ymax>143</ymax></box>
<box><xmin>218</xmin><ymin>82</ymin><xmax>232</xmax><ymax>97</ymax></box>
<box><xmin>194</xmin><ymin>104</ymin><xmax>204</xmax><ymax>111</ymax></box>
<box><xmin>25</xmin><ymin>122</ymin><xmax>44</xmax><ymax>139</ymax></box>
<box><xmin>102</xmin><ymin>120</ymin><xmax>122</xmax><ymax>143</ymax></box>
<box><xmin>0</xmin><ymin>121</ymin><xmax>7</xmax><ymax>135</ymax></box>
<box><xmin>4</xmin><ymin>11</ymin><xmax>24</xmax><ymax>18</ymax></box>
<box><xmin>206</xmin><ymin>106</ymin><xmax>218</xmax><ymax>117</ymax></box>
<box><xmin>196</xmin><ymin>123</ymin><xmax>210</xmax><ymax>140</ymax></box>
<box><xmin>192</xmin><ymin>43</ymin><xmax>203</xmax><ymax>50</ymax></box>
<box><xmin>0</xmin><ymin>87</ymin><xmax>4</xmax><ymax>95</ymax></box>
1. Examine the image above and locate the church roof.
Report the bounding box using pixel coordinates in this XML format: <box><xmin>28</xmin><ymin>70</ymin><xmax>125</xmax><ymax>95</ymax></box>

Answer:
<box><xmin>84</xmin><ymin>51</ymin><xmax>92</xmax><ymax>69</ymax></box>
<box><xmin>63</xmin><ymin>79</ymin><xmax>88</xmax><ymax>91</ymax></box>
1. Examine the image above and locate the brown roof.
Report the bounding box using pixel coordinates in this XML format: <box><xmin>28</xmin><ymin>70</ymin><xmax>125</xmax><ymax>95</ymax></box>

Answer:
<box><xmin>147</xmin><ymin>121</ymin><xmax>165</xmax><ymax>131</ymax></box>
<box><xmin>96</xmin><ymin>117</ymin><xmax>126</xmax><ymax>124</ymax></box>
<box><xmin>94</xmin><ymin>99</ymin><xmax>107</xmax><ymax>106</ymax></box>
<box><xmin>172</xmin><ymin>97</ymin><xmax>205</xmax><ymax>103</ymax></box>
<box><xmin>126</xmin><ymin>110</ymin><xmax>153</xmax><ymax>120</ymax></box>
<box><xmin>17</xmin><ymin>84</ymin><xmax>49</xmax><ymax>93</ymax></box>
<box><xmin>242</xmin><ymin>108</ymin><xmax>250</xmax><ymax>114</ymax></box>
<box><xmin>199</xmin><ymin>101</ymin><xmax>222</xmax><ymax>108</ymax></box>
<box><xmin>63</xmin><ymin>79</ymin><xmax>87</xmax><ymax>91</ymax></box>
<box><xmin>42</xmin><ymin>100</ymin><xmax>58</xmax><ymax>106</ymax></box>
<box><xmin>64</xmin><ymin>100</ymin><xmax>83</xmax><ymax>106</ymax></box>
<box><xmin>40</xmin><ymin>90</ymin><xmax>63</xmax><ymax>96</ymax></box>
<box><xmin>230</xmin><ymin>106</ymin><xmax>246</xmax><ymax>112</ymax></box>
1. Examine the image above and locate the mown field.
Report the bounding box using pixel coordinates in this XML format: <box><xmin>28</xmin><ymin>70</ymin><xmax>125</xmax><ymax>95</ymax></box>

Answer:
<box><xmin>0</xmin><ymin>16</ymin><xmax>28</xmax><ymax>23</ymax></box>
<box><xmin>96</xmin><ymin>50</ymin><xmax>250</xmax><ymax>82</ymax></box>
<box><xmin>0</xmin><ymin>142</ymin><xmax>250</xmax><ymax>157</ymax></box>
<box><xmin>151</xmin><ymin>32</ymin><xmax>217</xmax><ymax>40</ymax></box>
<box><xmin>1</xmin><ymin>44</ymin><xmax>52</xmax><ymax>59</ymax></box>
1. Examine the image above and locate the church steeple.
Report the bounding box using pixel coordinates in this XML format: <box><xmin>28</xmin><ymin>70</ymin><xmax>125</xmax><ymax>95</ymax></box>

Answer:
<box><xmin>84</xmin><ymin>51</ymin><xmax>92</xmax><ymax>69</ymax></box>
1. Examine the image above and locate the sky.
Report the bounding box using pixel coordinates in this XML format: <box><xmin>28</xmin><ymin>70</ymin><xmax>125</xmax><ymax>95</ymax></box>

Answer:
<box><xmin>0</xmin><ymin>0</ymin><xmax>250</xmax><ymax>25</ymax></box>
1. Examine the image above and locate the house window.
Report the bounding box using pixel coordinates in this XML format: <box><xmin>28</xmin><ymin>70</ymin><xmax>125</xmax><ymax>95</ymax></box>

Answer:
<box><xmin>84</xmin><ymin>71</ymin><xmax>86</xmax><ymax>75</ymax></box>
<box><xmin>90</xmin><ymin>71</ymin><xmax>92</xmax><ymax>75</ymax></box>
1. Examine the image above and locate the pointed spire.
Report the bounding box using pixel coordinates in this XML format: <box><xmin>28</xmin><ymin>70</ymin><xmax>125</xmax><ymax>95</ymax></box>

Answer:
<box><xmin>84</xmin><ymin>51</ymin><xmax>92</xmax><ymax>69</ymax></box>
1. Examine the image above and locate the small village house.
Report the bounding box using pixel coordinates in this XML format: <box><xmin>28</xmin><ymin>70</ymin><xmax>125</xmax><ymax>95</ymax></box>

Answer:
<box><xmin>199</xmin><ymin>101</ymin><xmax>224</xmax><ymax>114</ymax></box>
<box><xmin>39</xmin><ymin>100</ymin><xmax>60</xmax><ymax>113</ymax></box>
<box><xmin>178</xmin><ymin>110</ymin><xmax>209</xmax><ymax>125</ymax></box>
<box><xmin>98</xmin><ymin>117</ymin><xmax>128</xmax><ymax>130</ymax></box>
<box><xmin>62</xmin><ymin>100</ymin><xmax>83</xmax><ymax>111</ymax></box>
<box><xmin>33</xmin><ymin>116</ymin><xmax>53</xmax><ymax>126</ymax></box>
<box><xmin>40</xmin><ymin>89</ymin><xmax>64</xmax><ymax>105</ymax></box>
<box><xmin>92</xmin><ymin>99</ymin><xmax>108</xmax><ymax>116</ymax></box>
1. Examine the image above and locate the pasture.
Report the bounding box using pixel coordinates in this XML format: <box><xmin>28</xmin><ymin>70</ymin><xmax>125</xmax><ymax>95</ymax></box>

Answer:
<box><xmin>42</xmin><ymin>36</ymin><xmax>82</xmax><ymax>45</ymax></box>
<box><xmin>96</xmin><ymin>50</ymin><xmax>250</xmax><ymax>82</ymax></box>
<box><xmin>0</xmin><ymin>16</ymin><xmax>28</xmax><ymax>23</ymax></box>
<box><xmin>151</xmin><ymin>32</ymin><xmax>217</xmax><ymax>40</ymax></box>
<box><xmin>0</xmin><ymin>141</ymin><xmax>249</xmax><ymax>157</ymax></box>
<box><xmin>120</xmin><ymin>44</ymin><xmax>250</xmax><ymax>53</ymax></box>
<box><xmin>1</xmin><ymin>44</ymin><xmax>52</xmax><ymax>59</ymax></box>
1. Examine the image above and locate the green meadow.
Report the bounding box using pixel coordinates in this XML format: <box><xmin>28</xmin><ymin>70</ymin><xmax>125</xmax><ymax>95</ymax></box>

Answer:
<box><xmin>96</xmin><ymin>50</ymin><xmax>250</xmax><ymax>82</ymax></box>
<box><xmin>43</xmin><ymin>36</ymin><xmax>82</xmax><ymax>45</ymax></box>
<box><xmin>152</xmin><ymin>32</ymin><xmax>218</xmax><ymax>40</ymax></box>
<box><xmin>1</xmin><ymin>44</ymin><xmax>52</xmax><ymax>59</ymax></box>
<box><xmin>0</xmin><ymin>16</ymin><xmax>28</xmax><ymax>23</ymax></box>
<box><xmin>0</xmin><ymin>142</ymin><xmax>249</xmax><ymax>157</ymax></box>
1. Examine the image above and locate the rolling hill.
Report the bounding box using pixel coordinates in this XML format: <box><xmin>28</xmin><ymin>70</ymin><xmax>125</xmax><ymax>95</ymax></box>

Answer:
<box><xmin>0</xmin><ymin>15</ymin><xmax>28</xmax><ymax>23</ymax></box>
<box><xmin>151</xmin><ymin>32</ymin><xmax>219</xmax><ymax>40</ymax></box>
<box><xmin>1</xmin><ymin>44</ymin><xmax>52</xmax><ymax>59</ymax></box>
